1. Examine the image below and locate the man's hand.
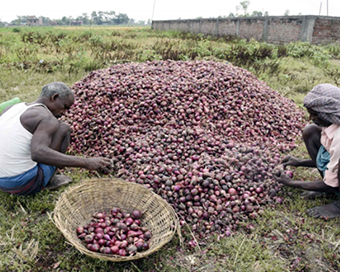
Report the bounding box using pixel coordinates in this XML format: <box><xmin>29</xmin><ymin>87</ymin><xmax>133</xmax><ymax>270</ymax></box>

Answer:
<box><xmin>280</xmin><ymin>155</ymin><xmax>301</xmax><ymax>169</ymax></box>
<box><xmin>86</xmin><ymin>157</ymin><xmax>113</xmax><ymax>174</ymax></box>
<box><xmin>274</xmin><ymin>169</ymin><xmax>294</xmax><ymax>186</ymax></box>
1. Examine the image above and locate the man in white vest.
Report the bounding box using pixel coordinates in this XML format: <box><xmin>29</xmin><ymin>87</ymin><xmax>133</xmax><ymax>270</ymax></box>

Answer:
<box><xmin>0</xmin><ymin>82</ymin><xmax>112</xmax><ymax>195</ymax></box>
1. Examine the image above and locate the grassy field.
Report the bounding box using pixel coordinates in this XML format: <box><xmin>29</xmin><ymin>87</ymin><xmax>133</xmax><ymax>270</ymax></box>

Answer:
<box><xmin>0</xmin><ymin>26</ymin><xmax>340</xmax><ymax>272</ymax></box>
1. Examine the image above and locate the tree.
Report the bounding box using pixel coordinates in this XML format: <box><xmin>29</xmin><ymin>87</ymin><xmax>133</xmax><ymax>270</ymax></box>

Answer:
<box><xmin>61</xmin><ymin>16</ymin><xmax>69</xmax><ymax>25</ymax></box>
<box><xmin>91</xmin><ymin>11</ymin><xmax>98</xmax><ymax>24</ymax></box>
<box><xmin>40</xmin><ymin>16</ymin><xmax>51</xmax><ymax>24</ymax></box>
<box><xmin>106</xmin><ymin>11</ymin><xmax>116</xmax><ymax>24</ymax></box>
<box><xmin>114</xmin><ymin>13</ymin><xmax>129</xmax><ymax>25</ymax></box>
<box><xmin>284</xmin><ymin>9</ymin><xmax>290</xmax><ymax>16</ymax></box>
<box><xmin>237</xmin><ymin>1</ymin><xmax>250</xmax><ymax>16</ymax></box>
<box><xmin>11</xmin><ymin>16</ymin><xmax>28</xmax><ymax>25</ymax></box>
<box><xmin>77</xmin><ymin>13</ymin><xmax>90</xmax><ymax>25</ymax></box>
<box><xmin>251</xmin><ymin>11</ymin><xmax>263</xmax><ymax>17</ymax></box>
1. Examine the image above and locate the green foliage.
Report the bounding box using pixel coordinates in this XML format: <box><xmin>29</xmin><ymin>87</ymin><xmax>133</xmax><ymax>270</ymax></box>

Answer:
<box><xmin>286</xmin><ymin>42</ymin><xmax>331</xmax><ymax>65</ymax></box>
<box><xmin>0</xmin><ymin>26</ymin><xmax>339</xmax><ymax>104</ymax></box>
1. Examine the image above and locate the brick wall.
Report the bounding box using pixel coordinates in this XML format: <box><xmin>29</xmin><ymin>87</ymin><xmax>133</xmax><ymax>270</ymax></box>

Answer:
<box><xmin>218</xmin><ymin>19</ymin><xmax>238</xmax><ymax>37</ymax></box>
<box><xmin>152</xmin><ymin>16</ymin><xmax>340</xmax><ymax>44</ymax></box>
<box><xmin>312</xmin><ymin>18</ymin><xmax>340</xmax><ymax>44</ymax></box>
<box><xmin>267</xmin><ymin>18</ymin><xmax>302</xmax><ymax>44</ymax></box>
<box><xmin>238</xmin><ymin>18</ymin><xmax>264</xmax><ymax>40</ymax></box>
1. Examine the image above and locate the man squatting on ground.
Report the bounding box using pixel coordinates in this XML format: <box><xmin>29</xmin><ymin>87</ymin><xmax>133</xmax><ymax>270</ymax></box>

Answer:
<box><xmin>0</xmin><ymin>82</ymin><xmax>112</xmax><ymax>195</ymax></box>
<box><xmin>275</xmin><ymin>83</ymin><xmax>340</xmax><ymax>219</ymax></box>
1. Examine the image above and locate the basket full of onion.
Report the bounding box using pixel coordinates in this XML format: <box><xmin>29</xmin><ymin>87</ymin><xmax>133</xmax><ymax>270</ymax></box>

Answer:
<box><xmin>53</xmin><ymin>178</ymin><xmax>180</xmax><ymax>262</ymax></box>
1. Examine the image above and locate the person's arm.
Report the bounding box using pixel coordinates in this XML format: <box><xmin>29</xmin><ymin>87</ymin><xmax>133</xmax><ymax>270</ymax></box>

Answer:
<box><xmin>281</xmin><ymin>155</ymin><xmax>316</xmax><ymax>168</ymax></box>
<box><xmin>30</xmin><ymin>114</ymin><xmax>111</xmax><ymax>172</ymax></box>
<box><xmin>274</xmin><ymin>170</ymin><xmax>338</xmax><ymax>193</ymax></box>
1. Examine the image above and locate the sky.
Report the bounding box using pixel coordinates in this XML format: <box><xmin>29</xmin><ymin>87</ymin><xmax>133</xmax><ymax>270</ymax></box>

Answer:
<box><xmin>0</xmin><ymin>0</ymin><xmax>339</xmax><ymax>23</ymax></box>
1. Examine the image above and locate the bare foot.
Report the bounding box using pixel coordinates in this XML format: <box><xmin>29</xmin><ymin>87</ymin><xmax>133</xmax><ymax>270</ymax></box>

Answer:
<box><xmin>300</xmin><ymin>191</ymin><xmax>333</xmax><ymax>200</ymax></box>
<box><xmin>306</xmin><ymin>200</ymin><xmax>340</xmax><ymax>219</ymax></box>
<box><xmin>45</xmin><ymin>175</ymin><xmax>73</xmax><ymax>190</ymax></box>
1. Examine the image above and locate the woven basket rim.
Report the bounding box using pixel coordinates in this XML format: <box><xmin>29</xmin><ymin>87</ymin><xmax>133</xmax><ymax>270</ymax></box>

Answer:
<box><xmin>53</xmin><ymin>177</ymin><xmax>181</xmax><ymax>262</ymax></box>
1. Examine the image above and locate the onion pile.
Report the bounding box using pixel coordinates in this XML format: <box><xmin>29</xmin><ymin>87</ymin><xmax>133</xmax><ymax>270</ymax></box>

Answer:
<box><xmin>77</xmin><ymin>208</ymin><xmax>151</xmax><ymax>256</ymax></box>
<box><xmin>62</xmin><ymin>60</ymin><xmax>306</xmax><ymax>238</ymax></box>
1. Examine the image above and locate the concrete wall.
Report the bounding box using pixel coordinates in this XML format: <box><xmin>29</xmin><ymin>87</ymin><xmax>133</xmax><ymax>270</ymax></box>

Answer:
<box><xmin>152</xmin><ymin>16</ymin><xmax>340</xmax><ymax>44</ymax></box>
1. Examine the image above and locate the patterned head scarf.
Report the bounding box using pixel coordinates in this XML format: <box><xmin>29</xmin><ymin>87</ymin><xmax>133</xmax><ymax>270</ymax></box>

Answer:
<box><xmin>303</xmin><ymin>84</ymin><xmax>340</xmax><ymax>124</ymax></box>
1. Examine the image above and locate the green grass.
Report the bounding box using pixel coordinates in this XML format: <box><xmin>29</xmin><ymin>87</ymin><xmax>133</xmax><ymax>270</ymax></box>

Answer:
<box><xmin>0</xmin><ymin>26</ymin><xmax>340</xmax><ymax>271</ymax></box>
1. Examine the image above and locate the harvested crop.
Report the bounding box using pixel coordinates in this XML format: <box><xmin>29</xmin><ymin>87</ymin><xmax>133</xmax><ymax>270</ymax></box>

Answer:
<box><xmin>62</xmin><ymin>60</ymin><xmax>306</xmax><ymax>238</ymax></box>
<box><xmin>77</xmin><ymin>207</ymin><xmax>152</xmax><ymax>256</ymax></box>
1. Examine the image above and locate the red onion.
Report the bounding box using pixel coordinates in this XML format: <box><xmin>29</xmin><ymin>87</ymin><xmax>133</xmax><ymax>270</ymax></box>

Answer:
<box><xmin>120</xmin><ymin>240</ymin><xmax>128</xmax><ymax>249</ymax></box>
<box><xmin>135</xmin><ymin>242</ymin><xmax>144</xmax><ymax>251</ymax></box>
<box><xmin>84</xmin><ymin>235</ymin><xmax>93</xmax><ymax>243</ymax></box>
<box><xmin>77</xmin><ymin>233</ymin><xmax>86</xmax><ymax>239</ymax></box>
<box><xmin>131</xmin><ymin>210</ymin><xmax>142</xmax><ymax>219</ymax></box>
<box><xmin>76</xmin><ymin>227</ymin><xmax>84</xmax><ymax>234</ymax></box>
<box><xmin>95</xmin><ymin>233</ymin><xmax>103</xmax><ymax>240</ymax></box>
<box><xmin>95</xmin><ymin>227</ymin><xmax>104</xmax><ymax>233</ymax></box>
<box><xmin>90</xmin><ymin>243</ymin><xmax>100</xmax><ymax>252</ymax></box>
<box><xmin>103</xmin><ymin>247</ymin><xmax>111</xmax><ymax>254</ymax></box>
<box><xmin>127</xmin><ymin>244</ymin><xmax>137</xmax><ymax>255</ymax></box>
<box><xmin>285</xmin><ymin>171</ymin><xmax>294</xmax><ymax>179</ymax></box>
<box><xmin>110</xmin><ymin>245</ymin><xmax>119</xmax><ymax>254</ymax></box>
<box><xmin>125</xmin><ymin>217</ymin><xmax>134</xmax><ymax>226</ymax></box>
<box><xmin>118</xmin><ymin>249</ymin><xmax>127</xmax><ymax>256</ymax></box>
<box><xmin>98</xmin><ymin>239</ymin><xmax>106</xmax><ymax>246</ymax></box>
<box><xmin>144</xmin><ymin>231</ymin><xmax>152</xmax><ymax>240</ymax></box>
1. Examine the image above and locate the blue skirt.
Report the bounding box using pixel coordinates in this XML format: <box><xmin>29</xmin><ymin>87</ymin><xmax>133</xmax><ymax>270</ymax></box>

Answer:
<box><xmin>0</xmin><ymin>164</ymin><xmax>56</xmax><ymax>195</ymax></box>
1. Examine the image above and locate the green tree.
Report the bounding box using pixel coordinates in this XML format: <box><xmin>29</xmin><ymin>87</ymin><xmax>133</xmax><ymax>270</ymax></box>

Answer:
<box><xmin>237</xmin><ymin>1</ymin><xmax>250</xmax><ymax>16</ymax></box>
<box><xmin>77</xmin><ymin>13</ymin><xmax>90</xmax><ymax>24</ymax></box>
<box><xmin>11</xmin><ymin>16</ymin><xmax>28</xmax><ymax>25</ymax></box>
<box><xmin>284</xmin><ymin>9</ymin><xmax>290</xmax><ymax>16</ymax></box>
<box><xmin>91</xmin><ymin>11</ymin><xmax>98</xmax><ymax>24</ymax></box>
<box><xmin>113</xmin><ymin>13</ymin><xmax>129</xmax><ymax>25</ymax></box>
<box><xmin>40</xmin><ymin>16</ymin><xmax>51</xmax><ymax>24</ymax></box>
<box><xmin>251</xmin><ymin>11</ymin><xmax>263</xmax><ymax>17</ymax></box>
<box><xmin>61</xmin><ymin>16</ymin><xmax>69</xmax><ymax>25</ymax></box>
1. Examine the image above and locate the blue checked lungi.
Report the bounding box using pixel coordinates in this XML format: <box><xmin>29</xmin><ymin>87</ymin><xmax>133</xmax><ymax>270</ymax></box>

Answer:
<box><xmin>0</xmin><ymin>164</ymin><xmax>56</xmax><ymax>195</ymax></box>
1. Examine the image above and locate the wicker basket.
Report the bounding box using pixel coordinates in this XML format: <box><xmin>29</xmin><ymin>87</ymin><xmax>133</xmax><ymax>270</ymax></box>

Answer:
<box><xmin>53</xmin><ymin>178</ymin><xmax>180</xmax><ymax>262</ymax></box>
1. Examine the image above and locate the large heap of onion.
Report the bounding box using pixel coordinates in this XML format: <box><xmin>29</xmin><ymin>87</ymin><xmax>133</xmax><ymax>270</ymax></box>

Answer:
<box><xmin>61</xmin><ymin>60</ymin><xmax>306</xmax><ymax>239</ymax></box>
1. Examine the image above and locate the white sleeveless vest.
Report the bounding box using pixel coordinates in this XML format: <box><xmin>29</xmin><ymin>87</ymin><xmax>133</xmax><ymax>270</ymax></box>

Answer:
<box><xmin>0</xmin><ymin>102</ymin><xmax>49</xmax><ymax>177</ymax></box>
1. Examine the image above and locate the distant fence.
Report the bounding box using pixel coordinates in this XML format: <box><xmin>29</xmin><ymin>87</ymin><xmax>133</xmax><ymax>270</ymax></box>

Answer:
<box><xmin>152</xmin><ymin>16</ymin><xmax>340</xmax><ymax>44</ymax></box>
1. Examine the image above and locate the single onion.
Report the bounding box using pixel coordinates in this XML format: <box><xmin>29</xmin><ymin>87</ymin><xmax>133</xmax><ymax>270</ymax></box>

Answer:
<box><xmin>110</xmin><ymin>245</ymin><xmax>119</xmax><ymax>254</ymax></box>
<box><xmin>131</xmin><ymin>210</ymin><xmax>142</xmax><ymax>219</ymax></box>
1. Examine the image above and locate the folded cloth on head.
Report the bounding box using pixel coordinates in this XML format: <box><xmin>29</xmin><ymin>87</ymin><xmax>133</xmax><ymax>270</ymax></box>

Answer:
<box><xmin>303</xmin><ymin>84</ymin><xmax>340</xmax><ymax>124</ymax></box>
